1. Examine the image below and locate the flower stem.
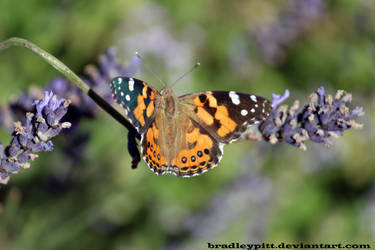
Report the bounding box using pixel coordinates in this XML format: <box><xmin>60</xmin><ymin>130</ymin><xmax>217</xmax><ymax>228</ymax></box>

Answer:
<box><xmin>0</xmin><ymin>37</ymin><xmax>89</xmax><ymax>93</ymax></box>
<box><xmin>0</xmin><ymin>37</ymin><xmax>138</xmax><ymax>135</ymax></box>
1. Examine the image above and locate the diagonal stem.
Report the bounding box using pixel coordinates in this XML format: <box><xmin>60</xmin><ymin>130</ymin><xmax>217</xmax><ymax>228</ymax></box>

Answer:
<box><xmin>0</xmin><ymin>37</ymin><xmax>89</xmax><ymax>93</ymax></box>
<box><xmin>0</xmin><ymin>37</ymin><xmax>138</xmax><ymax>135</ymax></box>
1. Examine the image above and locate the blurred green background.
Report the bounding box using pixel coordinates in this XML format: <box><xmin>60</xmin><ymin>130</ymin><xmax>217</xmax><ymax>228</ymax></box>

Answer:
<box><xmin>0</xmin><ymin>0</ymin><xmax>374</xmax><ymax>249</ymax></box>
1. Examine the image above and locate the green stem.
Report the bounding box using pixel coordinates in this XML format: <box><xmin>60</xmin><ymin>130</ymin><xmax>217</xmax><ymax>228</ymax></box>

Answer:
<box><xmin>0</xmin><ymin>37</ymin><xmax>139</xmax><ymax>136</ymax></box>
<box><xmin>0</xmin><ymin>37</ymin><xmax>89</xmax><ymax>93</ymax></box>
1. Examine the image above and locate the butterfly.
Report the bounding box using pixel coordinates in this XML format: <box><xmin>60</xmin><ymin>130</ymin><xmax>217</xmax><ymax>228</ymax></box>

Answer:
<box><xmin>111</xmin><ymin>77</ymin><xmax>272</xmax><ymax>177</ymax></box>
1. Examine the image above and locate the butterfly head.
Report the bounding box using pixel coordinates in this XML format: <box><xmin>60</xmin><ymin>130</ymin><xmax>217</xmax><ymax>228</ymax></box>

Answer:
<box><xmin>160</xmin><ymin>86</ymin><xmax>177</xmax><ymax>117</ymax></box>
<box><xmin>160</xmin><ymin>85</ymin><xmax>175</xmax><ymax>96</ymax></box>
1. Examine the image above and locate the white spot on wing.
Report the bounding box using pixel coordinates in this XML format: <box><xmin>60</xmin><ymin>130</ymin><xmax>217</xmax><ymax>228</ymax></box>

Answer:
<box><xmin>250</xmin><ymin>108</ymin><xmax>255</xmax><ymax>113</ymax></box>
<box><xmin>126</xmin><ymin>94</ymin><xmax>131</xmax><ymax>101</ymax></box>
<box><xmin>118</xmin><ymin>78</ymin><xmax>123</xmax><ymax>84</ymax></box>
<box><xmin>241</xmin><ymin>109</ymin><xmax>248</xmax><ymax>116</ymax></box>
<box><xmin>218</xmin><ymin>143</ymin><xmax>224</xmax><ymax>153</ymax></box>
<box><xmin>129</xmin><ymin>78</ymin><xmax>134</xmax><ymax>91</ymax></box>
<box><xmin>216</xmin><ymin>143</ymin><xmax>225</xmax><ymax>165</ymax></box>
<box><xmin>250</xmin><ymin>95</ymin><xmax>257</xmax><ymax>102</ymax></box>
<box><xmin>229</xmin><ymin>91</ymin><xmax>240</xmax><ymax>105</ymax></box>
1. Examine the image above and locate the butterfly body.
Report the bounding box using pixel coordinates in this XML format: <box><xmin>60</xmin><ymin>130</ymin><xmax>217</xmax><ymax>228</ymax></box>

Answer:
<box><xmin>111</xmin><ymin>77</ymin><xmax>272</xmax><ymax>177</ymax></box>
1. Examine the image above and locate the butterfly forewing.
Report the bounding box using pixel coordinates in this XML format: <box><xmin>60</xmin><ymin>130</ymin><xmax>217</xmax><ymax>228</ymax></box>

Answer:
<box><xmin>179</xmin><ymin>91</ymin><xmax>272</xmax><ymax>143</ymax></box>
<box><xmin>111</xmin><ymin>77</ymin><xmax>159</xmax><ymax>133</ymax></box>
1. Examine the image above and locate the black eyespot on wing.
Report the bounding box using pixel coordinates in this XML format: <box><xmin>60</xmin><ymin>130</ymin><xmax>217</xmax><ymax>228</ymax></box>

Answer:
<box><xmin>199</xmin><ymin>94</ymin><xmax>207</xmax><ymax>103</ymax></box>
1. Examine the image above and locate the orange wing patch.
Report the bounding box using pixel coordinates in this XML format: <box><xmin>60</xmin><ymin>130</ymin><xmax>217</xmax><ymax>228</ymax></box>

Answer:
<box><xmin>134</xmin><ymin>94</ymin><xmax>146</xmax><ymax>126</ymax></box>
<box><xmin>134</xmin><ymin>85</ymin><xmax>157</xmax><ymax>126</ymax></box>
<box><xmin>171</xmin><ymin>120</ymin><xmax>223</xmax><ymax>177</ymax></box>
<box><xmin>146</xmin><ymin>100</ymin><xmax>154</xmax><ymax>117</ymax></box>
<box><xmin>215</xmin><ymin>106</ymin><xmax>236</xmax><ymax>137</ymax></box>
<box><xmin>142</xmin><ymin>122</ymin><xmax>167</xmax><ymax>174</ymax></box>
<box><xmin>196</xmin><ymin>107</ymin><xmax>214</xmax><ymax>125</ymax></box>
<box><xmin>193</xmin><ymin>93</ymin><xmax>237</xmax><ymax>137</ymax></box>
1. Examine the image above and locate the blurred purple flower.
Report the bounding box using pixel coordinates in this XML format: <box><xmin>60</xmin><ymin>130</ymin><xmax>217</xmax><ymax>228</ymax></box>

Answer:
<box><xmin>258</xmin><ymin>86</ymin><xmax>364</xmax><ymax>150</ymax></box>
<box><xmin>114</xmin><ymin>3</ymin><xmax>204</xmax><ymax>87</ymax></box>
<box><xmin>165</xmin><ymin>155</ymin><xmax>273</xmax><ymax>249</ymax></box>
<box><xmin>0</xmin><ymin>48</ymin><xmax>139</xmax><ymax>132</ymax></box>
<box><xmin>46</xmin><ymin>48</ymin><xmax>140</xmax><ymax>130</ymax></box>
<box><xmin>183</xmin><ymin>173</ymin><xmax>272</xmax><ymax>238</ymax></box>
<box><xmin>84</xmin><ymin>47</ymin><xmax>141</xmax><ymax>91</ymax></box>
<box><xmin>0</xmin><ymin>88</ymin><xmax>44</xmax><ymax>131</ymax></box>
<box><xmin>0</xmin><ymin>48</ymin><xmax>141</xmax><ymax>174</ymax></box>
<box><xmin>0</xmin><ymin>91</ymin><xmax>71</xmax><ymax>184</ymax></box>
<box><xmin>252</xmin><ymin>0</ymin><xmax>325</xmax><ymax>63</ymax></box>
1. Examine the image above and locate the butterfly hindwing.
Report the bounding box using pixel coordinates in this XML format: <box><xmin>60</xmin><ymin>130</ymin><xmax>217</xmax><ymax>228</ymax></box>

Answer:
<box><xmin>169</xmin><ymin>118</ymin><xmax>224</xmax><ymax>177</ymax></box>
<box><xmin>111</xmin><ymin>77</ymin><xmax>158</xmax><ymax>133</ymax></box>
<box><xmin>179</xmin><ymin>91</ymin><xmax>272</xmax><ymax>143</ymax></box>
<box><xmin>141</xmin><ymin>117</ymin><xmax>224</xmax><ymax>177</ymax></box>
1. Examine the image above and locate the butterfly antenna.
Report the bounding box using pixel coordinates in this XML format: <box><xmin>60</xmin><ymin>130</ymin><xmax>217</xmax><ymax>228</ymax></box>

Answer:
<box><xmin>170</xmin><ymin>62</ymin><xmax>200</xmax><ymax>89</ymax></box>
<box><xmin>135</xmin><ymin>52</ymin><xmax>167</xmax><ymax>87</ymax></box>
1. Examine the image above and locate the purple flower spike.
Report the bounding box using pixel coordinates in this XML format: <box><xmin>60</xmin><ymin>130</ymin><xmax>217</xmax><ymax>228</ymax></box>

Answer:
<box><xmin>85</xmin><ymin>47</ymin><xmax>140</xmax><ymax>89</ymax></box>
<box><xmin>0</xmin><ymin>91</ymin><xmax>71</xmax><ymax>184</ymax></box>
<box><xmin>271</xmin><ymin>89</ymin><xmax>290</xmax><ymax>109</ymax></box>
<box><xmin>258</xmin><ymin>87</ymin><xmax>363</xmax><ymax>150</ymax></box>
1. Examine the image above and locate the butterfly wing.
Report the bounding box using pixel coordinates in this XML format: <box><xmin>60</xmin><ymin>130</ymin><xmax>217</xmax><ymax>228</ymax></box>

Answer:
<box><xmin>179</xmin><ymin>91</ymin><xmax>272</xmax><ymax>143</ymax></box>
<box><xmin>141</xmin><ymin>115</ymin><xmax>224</xmax><ymax>177</ymax></box>
<box><xmin>140</xmin><ymin>90</ymin><xmax>271</xmax><ymax>178</ymax></box>
<box><xmin>110</xmin><ymin>77</ymin><xmax>159</xmax><ymax>133</ymax></box>
<box><xmin>111</xmin><ymin>79</ymin><xmax>272</xmax><ymax>178</ymax></box>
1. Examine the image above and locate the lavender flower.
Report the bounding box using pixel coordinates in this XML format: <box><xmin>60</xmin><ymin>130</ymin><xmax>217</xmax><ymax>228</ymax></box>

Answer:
<box><xmin>48</xmin><ymin>48</ymin><xmax>140</xmax><ymax>126</ymax></box>
<box><xmin>0</xmin><ymin>48</ymin><xmax>142</xmax><ymax>172</ymax></box>
<box><xmin>252</xmin><ymin>0</ymin><xmax>325</xmax><ymax>63</ymax></box>
<box><xmin>0</xmin><ymin>91</ymin><xmax>71</xmax><ymax>184</ymax></box>
<box><xmin>258</xmin><ymin>87</ymin><xmax>364</xmax><ymax>150</ymax></box>
<box><xmin>0</xmin><ymin>87</ymin><xmax>44</xmax><ymax>131</ymax></box>
<box><xmin>0</xmin><ymin>48</ymin><xmax>139</xmax><ymax>131</ymax></box>
<box><xmin>85</xmin><ymin>47</ymin><xmax>141</xmax><ymax>88</ymax></box>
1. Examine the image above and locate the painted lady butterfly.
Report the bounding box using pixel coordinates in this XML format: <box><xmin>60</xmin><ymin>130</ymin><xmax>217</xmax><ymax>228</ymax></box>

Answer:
<box><xmin>111</xmin><ymin>77</ymin><xmax>272</xmax><ymax>177</ymax></box>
